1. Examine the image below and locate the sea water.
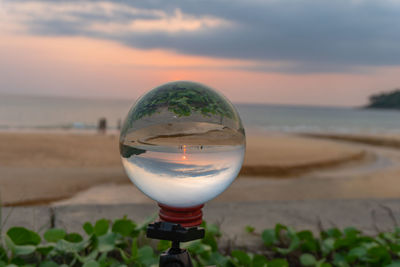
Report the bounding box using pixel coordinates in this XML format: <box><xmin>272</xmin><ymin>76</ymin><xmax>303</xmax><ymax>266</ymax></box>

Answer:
<box><xmin>2</xmin><ymin>94</ymin><xmax>400</xmax><ymax>135</ymax></box>
<box><xmin>121</xmin><ymin>144</ymin><xmax>245</xmax><ymax>207</ymax></box>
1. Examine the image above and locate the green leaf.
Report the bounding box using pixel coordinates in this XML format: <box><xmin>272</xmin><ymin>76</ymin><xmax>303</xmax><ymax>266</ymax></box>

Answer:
<box><xmin>300</xmin><ymin>253</ymin><xmax>316</xmax><ymax>266</ymax></box>
<box><xmin>54</xmin><ymin>239</ymin><xmax>89</xmax><ymax>253</ymax></box>
<box><xmin>94</xmin><ymin>219</ymin><xmax>109</xmax><ymax>236</ymax></box>
<box><xmin>83</xmin><ymin>222</ymin><xmax>94</xmax><ymax>235</ymax></box>
<box><xmin>186</xmin><ymin>240</ymin><xmax>211</xmax><ymax>256</ymax></box>
<box><xmin>389</xmin><ymin>243</ymin><xmax>400</xmax><ymax>254</ymax></box>
<box><xmin>0</xmin><ymin>246</ymin><xmax>7</xmax><ymax>262</ymax></box>
<box><xmin>347</xmin><ymin>246</ymin><xmax>367</xmax><ymax>263</ymax></box>
<box><xmin>39</xmin><ymin>261</ymin><xmax>59</xmax><ymax>267</ymax></box>
<box><xmin>157</xmin><ymin>240</ymin><xmax>171</xmax><ymax>252</ymax></box>
<box><xmin>276</xmin><ymin>227</ymin><xmax>300</xmax><ymax>255</ymax></box>
<box><xmin>252</xmin><ymin>254</ymin><xmax>268</xmax><ymax>267</ymax></box>
<box><xmin>36</xmin><ymin>245</ymin><xmax>54</xmax><ymax>255</ymax></box>
<box><xmin>274</xmin><ymin>223</ymin><xmax>288</xmax><ymax>239</ymax></box>
<box><xmin>298</xmin><ymin>230</ymin><xmax>318</xmax><ymax>253</ymax></box>
<box><xmin>80</xmin><ymin>250</ymin><xmax>99</xmax><ymax>264</ymax></box>
<box><xmin>322</xmin><ymin>228</ymin><xmax>342</xmax><ymax>239</ymax></box>
<box><xmin>395</xmin><ymin>227</ymin><xmax>400</xmax><ymax>237</ymax></box>
<box><xmin>245</xmin><ymin>225</ymin><xmax>255</xmax><ymax>233</ymax></box>
<box><xmin>203</xmin><ymin>231</ymin><xmax>218</xmax><ymax>252</ymax></box>
<box><xmin>334</xmin><ymin>233</ymin><xmax>358</xmax><ymax>250</ymax></box>
<box><xmin>44</xmin><ymin>228</ymin><xmax>66</xmax><ymax>243</ymax></box>
<box><xmin>367</xmin><ymin>246</ymin><xmax>391</xmax><ymax>265</ymax></box>
<box><xmin>231</xmin><ymin>250</ymin><xmax>252</xmax><ymax>265</ymax></box>
<box><xmin>386</xmin><ymin>261</ymin><xmax>400</xmax><ymax>267</ymax></box>
<box><xmin>298</xmin><ymin>230</ymin><xmax>315</xmax><ymax>241</ymax></box>
<box><xmin>7</xmin><ymin>227</ymin><xmax>41</xmax><ymax>245</ymax></box>
<box><xmin>321</xmin><ymin>238</ymin><xmax>335</xmax><ymax>257</ymax></box>
<box><xmin>333</xmin><ymin>253</ymin><xmax>349</xmax><ymax>267</ymax></box>
<box><xmin>343</xmin><ymin>227</ymin><xmax>360</xmax><ymax>237</ymax></box>
<box><xmin>64</xmin><ymin>233</ymin><xmax>83</xmax><ymax>243</ymax></box>
<box><xmin>209</xmin><ymin>252</ymin><xmax>230</xmax><ymax>267</ymax></box>
<box><xmin>137</xmin><ymin>246</ymin><xmax>157</xmax><ymax>266</ymax></box>
<box><xmin>261</xmin><ymin>229</ymin><xmax>277</xmax><ymax>246</ymax></box>
<box><xmin>5</xmin><ymin>235</ymin><xmax>36</xmax><ymax>256</ymax></box>
<box><xmin>204</xmin><ymin>223</ymin><xmax>221</xmax><ymax>237</ymax></box>
<box><xmin>267</xmin><ymin>258</ymin><xmax>289</xmax><ymax>267</ymax></box>
<box><xmin>112</xmin><ymin>218</ymin><xmax>136</xmax><ymax>237</ymax></box>
<box><xmin>97</xmin><ymin>233</ymin><xmax>118</xmax><ymax>253</ymax></box>
<box><xmin>13</xmin><ymin>245</ymin><xmax>37</xmax><ymax>256</ymax></box>
<box><xmin>82</xmin><ymin>260</ymin><xmax>100</xmax><ymax>267</ymax></box>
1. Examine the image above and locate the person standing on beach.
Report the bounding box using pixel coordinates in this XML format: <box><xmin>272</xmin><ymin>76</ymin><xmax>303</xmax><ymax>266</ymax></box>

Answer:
<box><xmin>98</xmin><ymin>118</ymin><xmax>107</xmax><ymax>134</ymax></box>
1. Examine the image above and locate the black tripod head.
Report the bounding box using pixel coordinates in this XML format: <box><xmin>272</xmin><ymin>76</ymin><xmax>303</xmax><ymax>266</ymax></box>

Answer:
<box><xmin>146</xmin><ymin>221</ymin><xmax>205</xmax><ymax>267</ymax></box>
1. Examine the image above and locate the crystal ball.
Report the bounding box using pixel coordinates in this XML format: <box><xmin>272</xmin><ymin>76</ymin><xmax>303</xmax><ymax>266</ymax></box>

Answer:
<box><xmin>120</xmin><ymin>81</ymin><xmax>246</xmax><ymax>207</ymax></box>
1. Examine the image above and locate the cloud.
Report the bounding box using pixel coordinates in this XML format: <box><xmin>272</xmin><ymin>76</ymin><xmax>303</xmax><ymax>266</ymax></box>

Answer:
<box><xmin>87</xmin><ymin>9</ymin><xmax>229</xmax><ymax>34</ymax></box>
<box><xmin>2</xmin><ymin>0</ymin><xmax>400</xmax><ymax>73</ymax></box>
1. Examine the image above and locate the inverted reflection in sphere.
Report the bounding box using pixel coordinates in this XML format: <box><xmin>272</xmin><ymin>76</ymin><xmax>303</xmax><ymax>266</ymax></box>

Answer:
<box><xmin>120</xmin><ymin>81</ymin><xmax>246</xmax><ymax>207</ymax></box>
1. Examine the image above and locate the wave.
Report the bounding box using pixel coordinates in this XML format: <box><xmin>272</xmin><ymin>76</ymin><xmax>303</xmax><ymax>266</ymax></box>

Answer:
<box><xmin>0</xmin><ymin>122</ymin><xmax>121</xmax><ymax>133</ymax></box>
<box><xmin>251</xmin><ymin>125</ymin><xmax>400</xmax><ymax>135</ymax></box>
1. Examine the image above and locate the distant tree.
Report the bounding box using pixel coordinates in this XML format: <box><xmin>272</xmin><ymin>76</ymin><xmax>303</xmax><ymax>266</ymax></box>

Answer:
<box><xmin>367</xmin><ymin>88</ymin><xmax>400</xmax><ymax>109</ymax></box>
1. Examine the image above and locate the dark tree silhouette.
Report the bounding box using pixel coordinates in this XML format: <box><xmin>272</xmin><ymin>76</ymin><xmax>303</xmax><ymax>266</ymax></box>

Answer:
<box><xmin>367</xmin><ymin>89</ymin><xmax>400</xmax><ymax>109</ymax></box>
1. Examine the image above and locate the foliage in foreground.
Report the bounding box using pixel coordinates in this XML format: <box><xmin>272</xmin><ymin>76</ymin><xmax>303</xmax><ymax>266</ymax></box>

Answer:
<box><xmin>1</xmin><ymin>217</ymin><xmax>400</xmax><ymax>267</ymax></box>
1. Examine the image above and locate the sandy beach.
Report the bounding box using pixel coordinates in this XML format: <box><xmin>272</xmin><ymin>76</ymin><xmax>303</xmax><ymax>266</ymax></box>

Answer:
<box><xmin>1</xmin><ymin>131</ymin><xmax>400</xmax><ymax>206</ymax></box>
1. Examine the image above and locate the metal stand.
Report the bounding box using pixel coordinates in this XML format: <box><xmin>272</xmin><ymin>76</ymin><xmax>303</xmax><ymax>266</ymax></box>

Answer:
<box><xmin>147</xmin><ymin>221</ymin><xmax>205</xmax><ymax>267</ymax></box>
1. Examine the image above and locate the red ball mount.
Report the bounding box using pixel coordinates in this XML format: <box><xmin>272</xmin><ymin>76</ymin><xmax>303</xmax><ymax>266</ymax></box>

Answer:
<box><xmin>158</xmin><ymin>203</ymin><xmax>204</xmax><ymax>227</ymax></box>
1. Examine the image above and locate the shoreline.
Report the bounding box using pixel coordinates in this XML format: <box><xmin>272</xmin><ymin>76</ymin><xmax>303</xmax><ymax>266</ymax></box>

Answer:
<box><xmin>239</xmin><ymin>150</ymin><xmax>368</xmax><ymax>177</ymax></box>
<box><xmin>302</xmin><ymin>133</ymin><xmax>400</xmax><ymax>149</ymax></box>
<box><xmin>0</xmin><ymin>131</ymin><xmax>398</xmax><ymax>206</ymax></box>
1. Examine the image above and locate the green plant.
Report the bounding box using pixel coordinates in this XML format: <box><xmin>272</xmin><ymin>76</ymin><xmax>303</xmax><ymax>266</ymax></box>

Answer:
<box><xmin>2</xmin><ymin>217</ymin><xmax>400</xmax><ymax>266</ymax></box>
<box><xmin>260</xmin><ymin>224</ymin><xmax>400</xmax><ymax>267</ymax></box>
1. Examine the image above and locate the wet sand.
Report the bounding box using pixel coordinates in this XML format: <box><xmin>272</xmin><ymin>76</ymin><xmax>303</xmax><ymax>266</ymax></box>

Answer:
<box><xmin>54</xmin><ymin>137</ymin><xmax>400</xmax><ymax>206</ymax></box>
<box><xmin>0</xmin><ymin>131</ymin><xmax>381</xmax><ymax>206</ymax></box>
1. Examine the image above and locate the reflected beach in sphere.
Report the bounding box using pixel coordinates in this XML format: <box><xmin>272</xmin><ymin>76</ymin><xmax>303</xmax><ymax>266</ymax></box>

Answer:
<box><xmin>120</xmin><ymin>81</ymin><xmax>245</xmax><ymax>207</ymax></box>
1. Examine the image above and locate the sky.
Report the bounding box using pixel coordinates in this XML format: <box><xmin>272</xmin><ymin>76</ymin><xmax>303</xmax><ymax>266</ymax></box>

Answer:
<box><xmin>1</xmin><ymin>0</ymin><xmax>400</xmax><ymax>106</ymax></box>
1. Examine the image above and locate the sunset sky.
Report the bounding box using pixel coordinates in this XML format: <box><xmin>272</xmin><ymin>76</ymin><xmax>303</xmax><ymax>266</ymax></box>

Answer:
<box><xmin>1</xmin><ymin>0</ymin><xmax>400</xmax><ymax>106</ymax></box>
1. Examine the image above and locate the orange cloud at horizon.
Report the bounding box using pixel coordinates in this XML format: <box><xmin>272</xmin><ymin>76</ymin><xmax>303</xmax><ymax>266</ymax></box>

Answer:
<box><xmin>1</xmin><ymin>34</ymin><xmax>400</xmax><ymax>107</ymax></box>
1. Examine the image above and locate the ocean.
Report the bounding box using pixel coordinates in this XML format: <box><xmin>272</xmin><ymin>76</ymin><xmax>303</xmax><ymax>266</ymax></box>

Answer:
<box><xmin>1</xmin><ymin>94</ymin><xmax>399</xmax><ymax>134</ymax></box>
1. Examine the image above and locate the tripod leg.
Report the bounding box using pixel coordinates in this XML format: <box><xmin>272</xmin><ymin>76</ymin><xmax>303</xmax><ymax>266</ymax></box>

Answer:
<box><xmin>159</xmin><ymin>248</ymin><xmax>193</xmax><ymax>267</ymax></box>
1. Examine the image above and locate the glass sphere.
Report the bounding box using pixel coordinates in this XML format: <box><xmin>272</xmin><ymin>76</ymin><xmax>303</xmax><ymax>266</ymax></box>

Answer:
<box><xmin>120</xmin><ymin>81</ymin><xmax>245</xmax><ymax>207</ymax></box>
